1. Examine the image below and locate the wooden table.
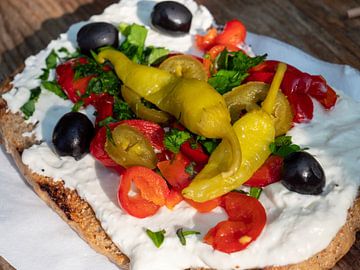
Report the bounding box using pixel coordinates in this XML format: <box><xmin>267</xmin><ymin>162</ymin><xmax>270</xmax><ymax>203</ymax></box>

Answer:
<box><xmin>0</xmin><ymin>0</ymin><xmax>359</xmax><ymax>269</ymax></box>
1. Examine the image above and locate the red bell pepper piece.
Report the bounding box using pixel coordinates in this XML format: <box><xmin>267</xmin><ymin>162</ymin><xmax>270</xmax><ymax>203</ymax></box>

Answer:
<box><xmin>91</xmin><ymin>93</ymin><xmax>114</xmax><ymax>124</ymax></box>
<box><xmin>157</xmin><ymin>152</ymin><xmax>192</xmax><ymax>190</ymax></box>
<box><xmin>56</xmin><ymin>57</ymin><xmax>94</xmax><ymax>104</ymax></box>
<box><xmin>90</xmin><ymin>122</ymin><xmax>124</xmax><ymax>173</ymax></box>
<box><xmin>204</xmin><ymin>192</ymin><xmax>266</xmax><ymax>253</ymax></box>
<box><xmin>245</xmin><ymin>155</ymin><xmax>283</xmax><ymax>187</ymax></box>
<box><xmin>90</xmin><ymin>120</ymin><xmax>165</xmax><ymax>172</ymax></box>
<box><xmin>118</xmin><ymin>166</ymin><xmax>170</xmax><ymax>218</ymax></box>
<box><xmin>180</xmin><ymin>141</ymin><xmax>209</xmax><ymax>166</ymax></box>
<box><xmin>165</xmin><ymin>189</ymin><xmax>184</xmax><ymax>210</ymax></box>
<box><xmin>247</xmin><ymin>60</ymin><xmax>337</xmax><ymax>123</ymax></box>
<box><xmin>185</xmin><ymin>197</ymin><xmax>222</xmax><ymax>213</ymax></box>
<box><xmin>196</xmin><ymin>20</ymin><xmax>246</xmax><ymax>53</ymax></box>
<box><xmin>195</xmin><ymin>27</ymin><xmax>218</xmax><ymax>51</ymax></box>
<box><xmin>214</xmin><ymin>19</ymin><xmax>246</xmax><ymax>49</ymax></box>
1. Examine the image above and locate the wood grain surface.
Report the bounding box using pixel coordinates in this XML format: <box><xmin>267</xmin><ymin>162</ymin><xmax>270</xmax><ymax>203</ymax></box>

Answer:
<box><xmin>0</xmin><ymin>0</ymin><xmax>359</xmax><ymax>269</ymax></box>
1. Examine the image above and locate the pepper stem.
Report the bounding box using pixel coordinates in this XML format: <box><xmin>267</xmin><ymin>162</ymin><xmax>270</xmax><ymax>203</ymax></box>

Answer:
<box><xmin>262</xmin><ymin>63</ymin><xmax>287</xmax><ymax>115</ymax></box>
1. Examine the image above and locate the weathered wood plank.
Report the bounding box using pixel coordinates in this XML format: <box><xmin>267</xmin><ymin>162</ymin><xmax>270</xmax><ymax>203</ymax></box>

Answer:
<box><xmin>0</xmin><ymin>0</ymin><xmax>359</xmax><ymax>269</ymax></box>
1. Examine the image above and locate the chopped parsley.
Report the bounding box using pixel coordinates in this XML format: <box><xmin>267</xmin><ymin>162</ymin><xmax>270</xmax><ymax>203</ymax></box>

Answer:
<box><xmin>196</xmin><ymin>136</ymin><xmax>220</xmax><ymax>155</ymax></box>
<box><xmin>164</xmin><ymin>129</ymin><xmax>191</xmax><ymax>153</ymax></box>
<box><xmin>208</xmin><ymin>50</ymin><xmax>266</xmax><ymax>94</ymax></box>
<box><xmin>176</xmin><ymin>228</ymin><xmax>200</xmax><ymax>246</ymax></box>
<box><xmin>185</xmin><ymin>162</ymin><xmax>196</xmax><ymax>177</ymax></box>
<box><xmin>269</xmin><ymin>135</ymin><xmax>303</xmax><ymax>158</ymax></box>
<box><xmin>146</xmin><ymin>229</ymin><xmax>166</xmax><ymax>248</ymax></box>
<box><xmin>20</xmin><ymin>87</ymin><xmax>41</xmax><ymax>119</ymax></box>
<box><xmin>113</xmin><ymin>98</ymin><xmax>136</xmax><ymax>120</ymax></box>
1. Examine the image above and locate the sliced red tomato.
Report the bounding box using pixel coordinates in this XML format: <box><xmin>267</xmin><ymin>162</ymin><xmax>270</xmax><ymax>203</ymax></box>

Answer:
<box><xmin>165</xmin><ymin>189</ymin><xmax>184</xmax><ymax>210</ymax></box>
<box><xmin>214</xmin><ymin>19</ymin><xmax>246</xmax><ymax>49</ymax></box>
<box><xmin>185</xmin><ymin>197</ymin><xmax>222</xmax><ymax>213</ymax></box>
<box><xmin>157</xmin><ymin>152</ymin><xmax>191</xmax><ymax>190</ymax></box>
<box><xmin>180</xmin><ymin>141</ymin><xmax>209</xmax><ymax>166</ymax></box>
<box><xmin>245</xmin><ymin>155</ymin><xmax>283</xmax><ymax>187</ymax></box>
<box><xmin>118</xmin><ymin>166</ymin><xmax>170</xmax><ymax>218</ymax></box>
<box><xmin>204</xmin><ymin>192</ymin><xmax>266</xmax><ymax>253</ymax></box>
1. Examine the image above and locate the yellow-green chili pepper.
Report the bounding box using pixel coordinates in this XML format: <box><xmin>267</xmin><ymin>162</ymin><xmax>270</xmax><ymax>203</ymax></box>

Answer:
<box><xmin>121</xmin><ymin>85</ymin><xmax>171</xmax><ymax>124</ymax></box>
<box><xmin>182</xmin><ymin>63</ymin><xmax>287</xmax><ymax>202</ymax></box>
<box><xmin>97</xmin><ymin>49</ymin><xmax>241</xmax><ymax>177</ymax></box>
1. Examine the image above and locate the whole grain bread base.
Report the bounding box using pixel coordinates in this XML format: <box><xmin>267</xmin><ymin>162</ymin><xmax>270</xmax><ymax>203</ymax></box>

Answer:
<box><xmin>1</xmin><ymin>75</ymin><xmax>359</xmax><ymax>270</ymax></box>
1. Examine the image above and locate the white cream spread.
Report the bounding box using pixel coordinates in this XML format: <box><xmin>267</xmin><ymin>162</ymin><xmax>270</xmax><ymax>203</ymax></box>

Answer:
<box><xmin>3</xmin><ymin>0</ymin><xmax>360</xmax><ymax>269</ymax></box>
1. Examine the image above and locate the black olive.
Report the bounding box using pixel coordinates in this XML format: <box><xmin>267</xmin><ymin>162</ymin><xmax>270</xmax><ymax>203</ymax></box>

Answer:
<box><xmin>77</xmin><ymin>22</ymin><xmax>119</xmax><ymax>53</ymax></box>
<box><xmin>52</xmin><ymin>112</ymin><xmax>95</xmax><ymax>160</ymax></box>
<box><xmin>151</xmin><ymin>1</ymin><xmax>192</xmax><ymax>36</ymax></box>
<box><xmin>282</xmin><ymin>151</ymin><xmax>325</xmax><ymax>195</ymax></box>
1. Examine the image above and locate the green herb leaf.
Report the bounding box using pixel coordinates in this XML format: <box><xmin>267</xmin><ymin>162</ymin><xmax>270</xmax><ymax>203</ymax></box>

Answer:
<box><xmin>164</xmin><ymin>129</ymin><xmax>191</xmax><ymax>153</ymax></box>
<box><xmin>38</xmin><ymin>68</ymin><xmax>50</xmax><ymax>81</ymax></box>
<box><xmin>20</xmin><ymin>87</ymin><xmax>42</xmax><ymax>119</ymax></box>
<box><xmin>270</xmin><ymin>135</ymin><xmax>303</xmax><ymax>158</ymax></box>
<box><xmin>144</xmin><ymin>46</ymin><xmax>169</xmax><ymax>65</ymax></box>
<box><xmin>176</xmin><ymin>228</ymin><xmax>200</xmax><ymax>246</ymax></box>
<box><xmin>209</xmin><ymin>50</ymin><xmax>267</xmax><ymax>94</ymax></box>
<box><xmin>72</xmin><ymin>100</ymin><xmax>84</xmax><ymax>112</ymax></box>
<box><xmin>58</xmin><ymin>47</ymin><xmax>70</xmax><ymax>54</ymax></box>
<box><xmin>196</xmin><ymin>136</ymin><xmax>219</xmax><ymax>154</ymax></box>
<box><xmin>208</xmin><ymin>70</ymin><xmax>248</xmax><ymax>95</ymax></box>
<box><xmin>232</xmin><ymin>189</ymin><xmax>248</xmax><ymax>195</ymax></box>
<box><xmin>249</xmin><ymin>187</ymin><xmax>262</xmax><ymax>199</ymax></box>
<box><xmin>146</xmin><ymin>229</ymin><xmax>166</xmax><ymax>248</ymax></box>
<box><xmin>185</xmin><ymin>162</ymin><xmax>196</xmax><ymax>177</ymax></box>
<box><xmin>45</xmin><ymin>50</ymin><xmax>58</xmax><ymax>69</ymax></box>
<box><xmin>98</xmin><ymin>116</ymin><xmax>117</xmax><ymax>127</ymax></box>
<box><xmin>41</xmin><ymin>81</ymin><xmax>68</xmax><ymax>99</ymax></box>
<box><xmin>119</xmin><ymin>24</ymin><xmax>148</xmax><ymax>63</ymax></box>
<box><xmin>105</xmin><ymin>125</ymin><xmax>116</xmax><ymax>146</ymax></box>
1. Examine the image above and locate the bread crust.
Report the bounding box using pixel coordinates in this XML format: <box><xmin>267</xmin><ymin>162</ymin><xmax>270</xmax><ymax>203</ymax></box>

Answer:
<box><xmin>1</xmin><ymin>77</ymin><xmax>359</xmax><ymax>270</ymax></box>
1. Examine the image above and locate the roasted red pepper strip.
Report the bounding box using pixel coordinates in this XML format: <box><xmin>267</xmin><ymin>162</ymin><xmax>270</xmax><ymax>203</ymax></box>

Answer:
<box><xmin>247</xmin><ymin>60</ymin><xmax>337</xmax><ymax>123</ymax></box>
<box><xmin>90</xmin><ymin>120</ymin><xmax>165</xmax><ymax>172</ymax></box>
<box><xmin>90</xmin><ymin>122</ymin><xmax>124</xmax><ymax>173</ymax></box>
<box><xmin>118</xmin><ymin>166</ymin><xmax>170</xmax><ymax>218</ymax></box>
<box><xmin>91</xmin><ymin>93</ymin><xmax>114</xmax><ymax>124</ymax></box>
<box><xmin>180</xmin><ymin>141</ymin><xmax>209</xmax><ymax>166</ymax></box>
<box><xmin>214</xmin><ymin>19</ymin><xmax>246</xmax><ymax>49</ymax></box>
<box><xmin>244</xmin><ymin>155</ymin><xmax>283</xmax><ymax>187</ymax></box>
<box><xmin>196</xmin><ymin>20</ymin><xmax>246</xmax><ymax>53</ymax></box>
<box><xmin>195</xmin><ymin>27</ymin><xmax>218</xmax><ymax>51</ymax></box>
<box><xmin>165</xmin><ymin>189</ymin><xmax>184</xmax><ymax>210</ymax></box>
<box><xmin>56</xmin><ymin>57</ymin><xmax>93</xmax><ymax>104</ymax></box>
<box><xmin>204</xmin><ymin>192</ymin><xmax>266</xmax><ymax>253</ymax></box>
